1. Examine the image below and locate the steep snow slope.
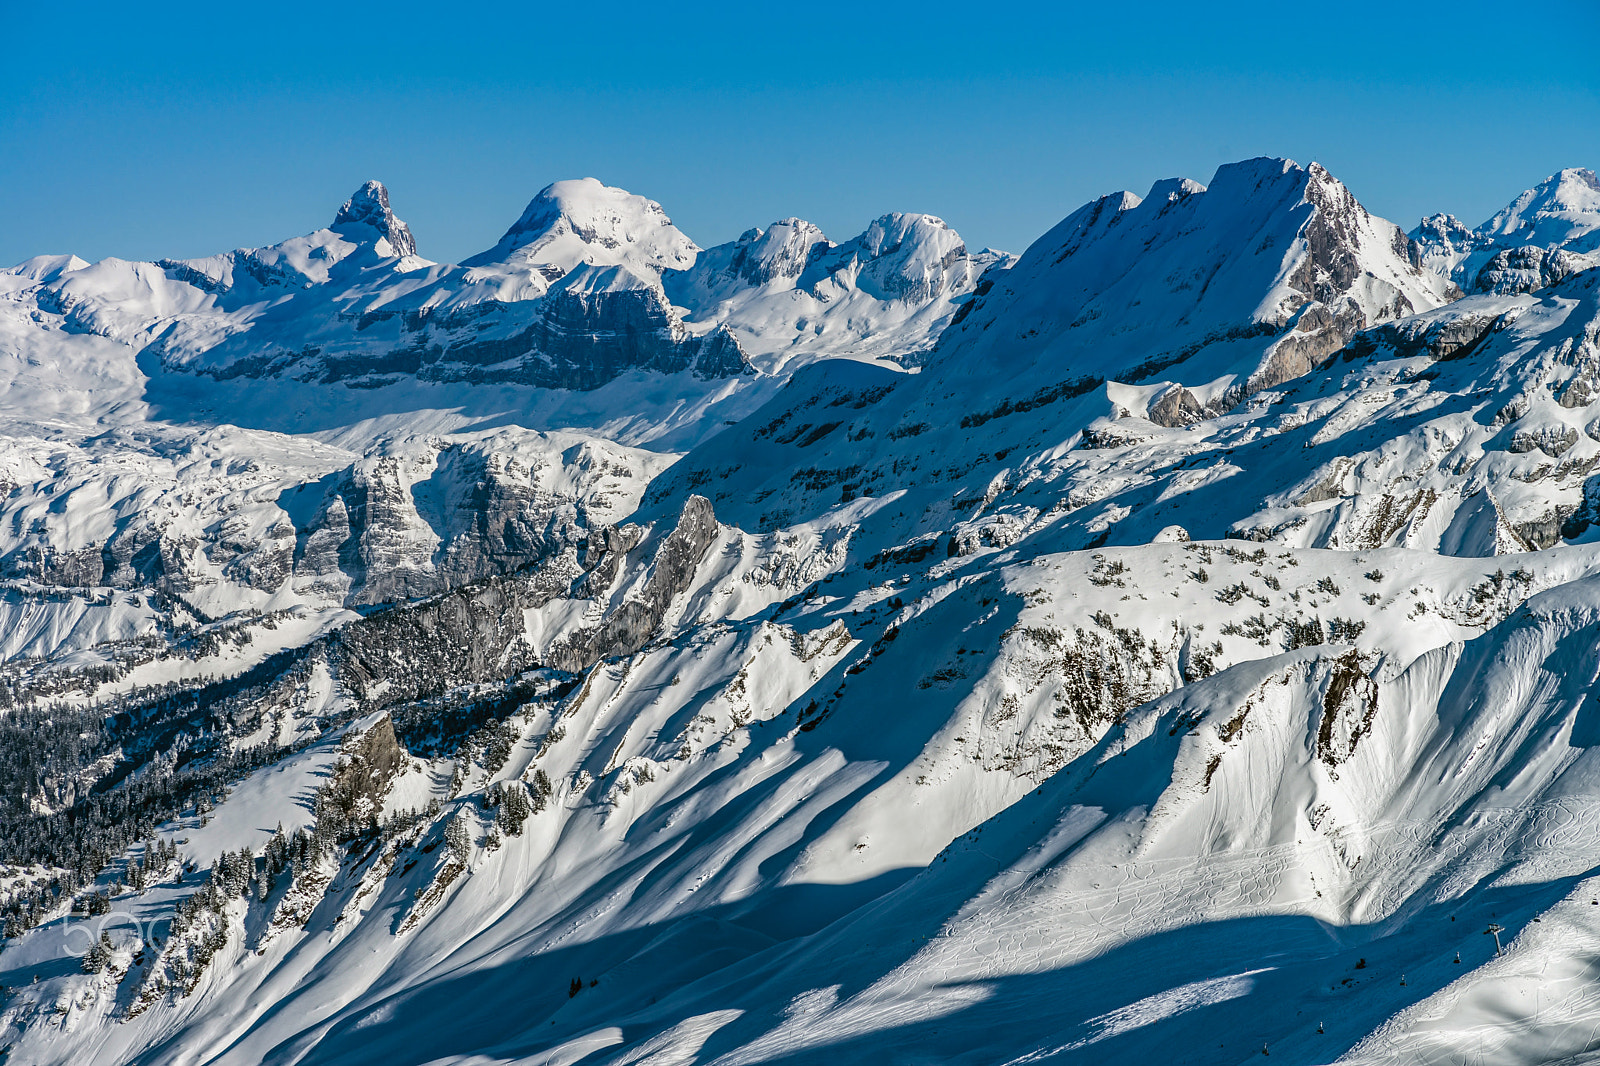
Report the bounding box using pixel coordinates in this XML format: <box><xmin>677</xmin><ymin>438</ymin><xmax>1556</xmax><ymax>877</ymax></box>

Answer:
<box><xmin>6</xmin><ymin>518</ymin><xmax>1600</xmax><ymax>1064</ymax></box>
<box><xmin>1412</xmin><ymin>168</ymin><xmax>1600</xmax><ymax>295</ymax></box>
<box><xmin>932</xmin><ymin>158</ymin><xmax>1455</xmax><ymax>397</ymax></box>
<box><xmin>7</xmin><ymin>158</ymin><xmax>1600</xmax><ymax>1066</ymax></box>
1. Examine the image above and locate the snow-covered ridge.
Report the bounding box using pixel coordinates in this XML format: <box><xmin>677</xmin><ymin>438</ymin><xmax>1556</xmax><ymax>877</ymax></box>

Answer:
<box><xmin>7</xmin><ymin>155</ymin><xmax>1600</xmax><ymax>1066</ymax></box>
<box><xmin>664</xmin><ymin>211</ymin><xmax>1011</xmax><ymax>374</ymax></box>
<box><xmin>3</xmin><ymin>177</ymin><xmax>1004</xmax><ymax>399</ymax></box>
<box><xmin>466</xmin><ymin>177</ymin><xmax>699</xmax><ymax>275</ymax></box>
<box><xmin>927</xmin><ymin>157</ymin><xmax>1455</xmax><ymax>407</ymax></box>
<box><xmin>1411</xmin><ymin>166</ymin><xmax>1600</xmax><ymax>294</ymax></box>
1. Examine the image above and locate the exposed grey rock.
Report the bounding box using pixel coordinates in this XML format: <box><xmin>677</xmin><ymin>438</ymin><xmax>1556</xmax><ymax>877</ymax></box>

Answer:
<box><xmin>334</xmin><ymin>576</ymin><xmax>549</xmax><ymax>705</ymax></box>
<box><xmin>100</xmin><ymin>525</ymin><xmax>163</xmax><ymax>588</ymax></box>
<box><xmin>325</xmin><ymin>457</ymin><xmax>439</xmax><ymax>607</ymax></box>
<box><xmin>295</xmin><ymin>493</ymin><xmax>354</xmax><ymax>595</ymax></box>
<box><xmin>1493</xmin><ymin>395</ymin><xmax>1531</xmax><ymax>427</ymax></box>
<box><xmin>1515</xmin><ymin>506</ymin><xmax>1578</xmax><ymax>550</ymax></box>
<box><xmin>548</xmin><ymin>496</ymin><xmax>719</xmax><ymax>671</ymax></box>
<box><xmin>361</xmin><ymin>287</ymin><xmax>753</xmax><ymax>391</ymax></box>
<box><xmin>1080</xmin><ymin>421</ymin><xmax>1152</xmax><ymax>450</ymax></box>
<box><xmin>155</xmin><ymin>535</ymin><xmax>208</xmax><ymax>596</ymax></box>
<box><xmin>1561</xmin><ymin>475</ymin><xmax>1600</xmax><ymax>539</ymax></box>
<box><xmin>1146</xmin><ymin>385</ymin><xmax>1205</xmax><ymax>428</ymax></box>
<box><xmin>333</xmin><ymin>181</ymin><xmax>418</xmax><ymax>258</ymax></box>
<box><xmin>1293</xmin><ymin>459</ymin><xmax>1353</xmax><ymax>506</ymax></box>
<box><xmin>575</xmin><ymin>523</ymin><xmax>646</xmax><ymax>600</ymax></box>
<box><xmin>1472</xmin><ymin>246</ymin><xmax>1585</xmax><ymax>295</ymax></box>
<box><xmin>14</xmin><ymin>546</ymin><xmax>105</xmax><ymax>588</ymax></box>
<box><xmin>1507</xmin><ymin>424</ymin><xmax>1579</xmax><ymax>457</ymax></box>
<box><xmin>326</xmin><ymin>715</ymin><xmax>407</xmax><ymax>814</ymax></box>
<box><xmin>1254</xmin><ymin>298</ymin><xmax>1372</xmax><ymax>390</ymax></box>
<box><xmin>424</xmin><ymin>447</ymin><xmax>560</xmax><ymax>585</ymax></box>
<box><xmin>722</xmin><ymin>220</ymin><xmax>832</xmax><ymax>286</ymax></box>
<box><xmin>1557</xmin><ymin>364</ymin><xmax>1599</xmax><ymax>408</ymax></box>
<box><xmin>221</xmin><ymin>518</ymin><xmax>295</xmax><ymax>591</ymax></box>
<box><xmin>1289</xmin><ymin>170</ymin><xmax>1378</xmax><ymax>306</ymax></box>
<box><xmin>1342</xmin><ymin>310</ymin><xmax>1502</xmax><ymax>364</ymax></box>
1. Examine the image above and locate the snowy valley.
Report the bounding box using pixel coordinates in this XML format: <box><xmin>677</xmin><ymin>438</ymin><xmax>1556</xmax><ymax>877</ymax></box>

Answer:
<box><xmin>1</xmin><ymin>157</ymin><xmax>1599</xmax><ymax>1066</ymax></box>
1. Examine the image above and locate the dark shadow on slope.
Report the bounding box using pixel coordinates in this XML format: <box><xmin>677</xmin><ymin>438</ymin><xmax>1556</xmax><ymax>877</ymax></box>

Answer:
<box><xmin>143</xmin><ymin>579</ymin><xmax>1026</xmax><ymax>1064</ymax></box>
<box><xmin>199</xmin><ymin>854</ymin><xmax>1592</xmax><ymax>1066</ymax></box>
<box><xmin>772</xmin><ymin>883</ymin><xmax>1580</xmax><ymax>1065</ymax></box>
<box><xmin>128</xmin><ymin>873</ymin><xmax>926</xmax><ymax>1066</ymax></box>
<box><xmin>645</xmin><ymin>868</ymin><xmax>1591</xmax><ymax>1066</ymax></box>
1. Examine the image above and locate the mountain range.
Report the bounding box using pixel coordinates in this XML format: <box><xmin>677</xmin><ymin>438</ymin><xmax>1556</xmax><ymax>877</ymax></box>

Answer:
<box><xmin>1</xmin><ymin>156</ymin><xmax>1599</xmax><ymax>1066</ymax></box>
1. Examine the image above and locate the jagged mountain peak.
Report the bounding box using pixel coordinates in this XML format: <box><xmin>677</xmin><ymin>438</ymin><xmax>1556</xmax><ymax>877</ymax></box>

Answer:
<box><xmin>1411</xmin><ymin>167</ymin><xmax>1600</xmax><ymax>293</ymax></box>
<box><xmin>1413</xmin><ymin>211</ymin><xmax>1473</xmax><ymax>240</ymax></box>
<box><xmin>466</xmin><ymin>177</ymin><xmax>699</xmax><ymax>275</ymax></box>
<box><xmin>722</xmin><ymin>218</ymin><xmax>832</xmax><ymax>287</ymax></box>
<box><xmin>930</xmin><ymin>155</ymin><xmax>1451</xmax><ymax>395</ymax></box>
<box><xmin>1482</xmin><ymin>166</ymin><xmax>1600</xmax><ymax>242</ymax></box>
<box><xmin>331</xmin><ymin>179</ymin><xmax>418</xmax><ymax>258</ymax></box>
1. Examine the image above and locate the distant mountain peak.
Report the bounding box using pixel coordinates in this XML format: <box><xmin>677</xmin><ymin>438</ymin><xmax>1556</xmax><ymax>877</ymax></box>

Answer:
<box><xmin>1410</xmin><ymin>166</ymin><xmax>1600</xmax><ymax>292</ymax></box>
<box><xmin>470</xmin><ymin>177</ymin><xmax>698</xmax><ymax>274</ymax></box>
<box><xmin>332</xmin><ymin>180</ymin><xmax>417</xmax><ymax>258</ymax></box>
<box><xmin>722</xmin><ymin>218</ymin><xmax>831</xmax><ymax>286</ymax></box>
<box><xmin>931</xmin><ymin>155</ymin><xmax>1450</xmax><ymax>396</ymax></box>
<box><xmin>1481</xmin><ymin>166</ymin><xmax>1600</xmax><ymax>242</ymax></box>
<box><xmin>841</xmin><ymin>213</ymin><xmax>972</xmax><ymax>302</ymax></box>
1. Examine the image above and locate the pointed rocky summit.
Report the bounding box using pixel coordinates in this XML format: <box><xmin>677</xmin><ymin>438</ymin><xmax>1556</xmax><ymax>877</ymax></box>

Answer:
<box><xmin>332</xmin><ymin>179</ymin><xmax>418</xmax><ymax>258</ymax></box>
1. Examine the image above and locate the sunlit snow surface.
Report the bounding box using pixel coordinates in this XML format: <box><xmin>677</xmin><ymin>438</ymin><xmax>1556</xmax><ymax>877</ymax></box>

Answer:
<box><xmin>2</xmin><ymin>159</ymin><xmax>1600</xmax><ymax>1065</ymax></box>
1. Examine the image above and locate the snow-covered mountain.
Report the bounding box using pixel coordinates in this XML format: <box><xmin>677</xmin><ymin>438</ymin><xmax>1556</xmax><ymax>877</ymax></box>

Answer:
<box><xmin>0</xmin><ymin>178</ymin><xmax>999</xmax><ymax>665</ymax></box>
<box><xmin>1411</xmin><ymin>167</ymin><xmax>1600</xmax><ymax>295</ymax></box>
<box><xmin>932</xmin><ymin>158</ymin><xmax>1456</xmax><ymax>396</ymax></box>
<box><xmin>61</xmin><ymin>176</ymin><xmax>747</xmax><ymax>393</ymax></box>
<box><xmin>665</xmin><ymin>213</ymin><xmax>1011</xmax><ymax>373</ymax></box>
<box><xmin>3</xmin><ymin>157</ymin><xmax>1600</xmax><ymax>1066</ymax></box>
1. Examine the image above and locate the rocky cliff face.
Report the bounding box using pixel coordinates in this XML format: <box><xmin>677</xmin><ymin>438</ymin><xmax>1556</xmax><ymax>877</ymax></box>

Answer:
<box><xmin>332</xmin><ymin>181</ymin><xmax>418</xmax><ymax>259</ymax></box>
<box><xmin>544</xmin><ymin>495</ymin><xmax>720</xmax><ymax>671</ymax></box>
<box><xmin>0</xmin><ymin>424</ymin><xmax>673</xmax><ymax>681</ymax></box>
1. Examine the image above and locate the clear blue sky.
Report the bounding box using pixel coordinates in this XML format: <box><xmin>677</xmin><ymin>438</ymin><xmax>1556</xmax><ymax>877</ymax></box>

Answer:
<box><xmin>4</xmin><ymin>0</ymin><xmax>1596</xmax><ymax>266</ymax></box>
